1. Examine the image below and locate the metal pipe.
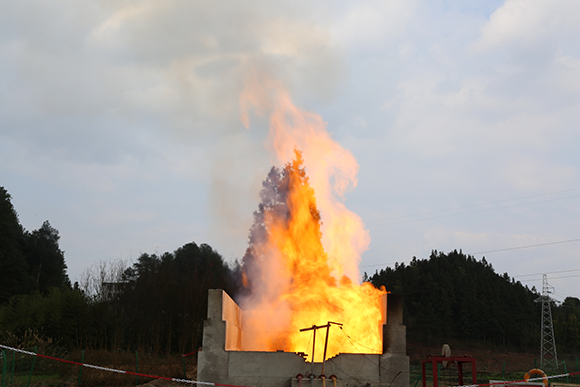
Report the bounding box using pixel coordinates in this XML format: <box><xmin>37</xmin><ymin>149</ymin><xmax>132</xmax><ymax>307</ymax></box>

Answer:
<box><xmin>321</xmin><ymin>321</ymin><xmax>343</xmax><ymax>375</ymax></box>
<box><xmin>312</xmin><ymin>329</ymin><xmax>316</xmax><ymax>375</ymax></box>
<box><xmin>300</xmin><ymin>322</ymin><xmax>343</xmax><ymax>377</ymax></box>
<box><xmin>321</xmin><ymin>374</ymin><xmax>326</xmax><ymax>387</ymax></box>
<box><xmin>330</xmin><ymin>375</ymin><xmax>337</xmax><ymax>387</ymax></box>
<box><xmin>300</xmin><ymin>325</ymin><xmax>318</xmax><ymax>375</ymax></box>
<box><xmin>297</xmin><ymin>374</ymin><xmax>303</xmax><ymax>387</ymax></box>
<box><xmin>322</xmin><ymin>326</ymin><xmax>330</xmax><ymax>375</ymax></box>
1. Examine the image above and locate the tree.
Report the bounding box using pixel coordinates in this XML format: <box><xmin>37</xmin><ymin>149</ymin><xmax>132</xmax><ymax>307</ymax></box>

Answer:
<box><xmin>241</xmin><ymin>149</ymin><xmax>323</xmax><ymax>294</ymax></box>
<box><xmin>23</xmin><ymin>220</ymin><xmax>71</xmax><ymax>293</ymax></box>
<box><xmin>0</xmin><ymin>287</ymin><xmax>89</xmax><ymax>349</ymax></box>
<box><xmin>113</xmin><ymin>242</ymin><xmax>237</xmax><ymax>354</ymax></box>
<box><xmin>0</xmin><ymin>187</ymin><xmax>35</xmax><ymax>302</ymax></box>
<box><xmin>79</xmin><ymin>259</ymin><xmax>127</xmax><ymax>301</ymax></box>
<box><xmin>554</xmin><ymin>297</ymin><xmax>580</xmax><ymax>352</ymax></box>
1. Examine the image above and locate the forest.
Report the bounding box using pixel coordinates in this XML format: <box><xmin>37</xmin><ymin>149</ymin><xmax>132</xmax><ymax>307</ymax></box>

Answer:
<box><xmin>1</xmin><ymin>185</ymin><xmax>580</xmax><ymax>356</ymax></box>
<box><xmin>367</xmin><ymin>253</ymin><xmax>580</xmax><ymax>353</ymax></box>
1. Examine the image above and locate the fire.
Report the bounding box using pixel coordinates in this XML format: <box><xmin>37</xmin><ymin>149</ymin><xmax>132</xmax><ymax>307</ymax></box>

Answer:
<box><xmin>239</xmin><ymin>72</ymin><xmax>386</xmax><ymax>362</ymax></box>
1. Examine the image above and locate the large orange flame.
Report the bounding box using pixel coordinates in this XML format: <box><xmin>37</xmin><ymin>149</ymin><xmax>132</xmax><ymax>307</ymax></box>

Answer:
<box><xmin>239</xmin><ymin>72</ymin><xmax>386</xmax><ymax>362</ymax></box>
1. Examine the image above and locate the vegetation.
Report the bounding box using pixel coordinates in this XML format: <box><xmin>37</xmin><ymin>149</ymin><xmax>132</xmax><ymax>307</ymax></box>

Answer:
<box><xmin>553</xmin><ymin>296</ymin><xmax>580</xmax><ymax>352</ymax></box>
<box><xmin>112</xmin><ymin>243</ymin><xmax>238</xmax><ymax>354</ymax></box>
<box><xmin>0</xmin><ymin>186</ymin><xmax>238</xmax><ymax>356</ymax></box>
<box><xmin>1</xmin><ymin>184</ymin><xmax>580</xmax><ymax>361</ymax></box>
<box><xmin>0</xmin><ymin>244</ymin><xmax>237</xmax><ymax>355</ymax></box>
<box><xmin>367</xmin><ymin>250</ymin><xmax>580</xmax><ymax>353</ymax></box>
<box><xmin>0</xmin><ymin>187</ymin><xmax>70</xmax><ymax>301</ymax></box>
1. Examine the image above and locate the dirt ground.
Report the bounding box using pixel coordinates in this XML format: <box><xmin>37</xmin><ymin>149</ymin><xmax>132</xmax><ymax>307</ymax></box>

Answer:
<box><xmin>137</xmin><ymin>380</ymin><xmax>186</xmax><ymax>387</ymax></box>
<box><xmin>134</xmin><ymin>365</ymin><xmax>196</xmax><ymax>387</ymax></box>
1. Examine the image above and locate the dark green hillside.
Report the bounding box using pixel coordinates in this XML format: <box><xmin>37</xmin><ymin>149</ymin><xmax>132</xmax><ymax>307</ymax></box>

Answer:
<box><xmin>368</xmin><ymin>250</ymin><xmax>542</xmax><ymax>348</ymax></box>
<box><xmin>553</xmin><ymin>296</ymin><xmax>580</xmax><ymax>352</ymax></box>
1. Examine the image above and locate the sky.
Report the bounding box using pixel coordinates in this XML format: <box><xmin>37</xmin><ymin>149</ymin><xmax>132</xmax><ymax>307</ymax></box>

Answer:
<box><xmin>1</xmin><ymin>0</ymin><xmax>579</xmax><ymax>302</ymax></box>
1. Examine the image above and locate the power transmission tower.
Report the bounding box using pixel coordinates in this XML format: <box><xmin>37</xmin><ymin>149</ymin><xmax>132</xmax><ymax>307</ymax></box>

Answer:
<box><xmin>535</xmin><ymin>274</ymin><xmax>558</xmax><ymax>370</ymax></box>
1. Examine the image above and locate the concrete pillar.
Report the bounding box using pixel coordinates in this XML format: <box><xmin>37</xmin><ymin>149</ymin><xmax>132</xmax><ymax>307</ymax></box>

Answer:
<box><xmin>380</xmin><ymin>294</ymin><xmax>410</xmax><ymax>387</ymax></box>
<box><xmin>197</xmin><ymin>289</ymin><xmax>230</xmax><ymax>384</ymax></box>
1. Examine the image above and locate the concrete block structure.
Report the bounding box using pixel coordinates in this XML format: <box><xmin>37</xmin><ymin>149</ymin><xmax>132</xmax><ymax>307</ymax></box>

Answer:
<box><xmin>198</xmin><ymin>289</ymin><xmax>409</xmax><ymax>387</ymax></box>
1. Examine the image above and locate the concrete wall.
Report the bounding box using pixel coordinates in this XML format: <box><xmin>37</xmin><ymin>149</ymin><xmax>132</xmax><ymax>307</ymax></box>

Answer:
<box><xmin>222</xmin><ymin>290</ymin><xmax>242</xmax><ymax>351</ymax></box>
<box><xmin>197</xmin><ymin>290</ymin><xmax>409</xmax><ymax>387</ymax></box>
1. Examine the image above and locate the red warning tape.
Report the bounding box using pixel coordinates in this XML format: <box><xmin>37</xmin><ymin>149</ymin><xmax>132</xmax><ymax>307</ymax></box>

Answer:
<box><xmin>0</xmin><ymin>344</ymin><xmax>249</xmax><ymax>387</ymax></box>
<box><xmin>456</xmin><ymin>371</ymin><xmax>580</xmax><ymax>387</ymax></box>
<box><xmin>183</xmin><ymin>348</ymin><xmax>202</xmax><ymax>357</ymax></box>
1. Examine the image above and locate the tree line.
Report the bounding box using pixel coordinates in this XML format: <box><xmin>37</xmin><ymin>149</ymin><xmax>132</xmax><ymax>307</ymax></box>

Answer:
<box><xmin>367</xmin><ymin>250</ymin><xmax>580</xmax><ymax>353</ymax></box>
<box><xmin>1</xmin><ymin>185</ymin><xmax>580</xmax><ymax>355</ymax></box>
<box><xmin>0</xmin><ymin>186</ymin><xmax>238</xmax><ymax>354</ymax></box>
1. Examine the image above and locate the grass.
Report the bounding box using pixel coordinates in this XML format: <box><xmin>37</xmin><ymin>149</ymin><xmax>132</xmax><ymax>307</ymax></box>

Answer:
<box><xmin>1</xmin><ymin>373</ymin><xmax>70</xmax><ymax>387</ymax></box>
<box><xmin>1</xmin><ymin>349</ymin><xmax>196</xmax><ymax>387</ymax></box>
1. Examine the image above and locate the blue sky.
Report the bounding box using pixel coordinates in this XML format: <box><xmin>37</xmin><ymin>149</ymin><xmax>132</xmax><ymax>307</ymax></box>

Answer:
<box><xmin>1</xmin><ymin>0</ymin><xmax>579</xmax><ymax>301</ymax></box>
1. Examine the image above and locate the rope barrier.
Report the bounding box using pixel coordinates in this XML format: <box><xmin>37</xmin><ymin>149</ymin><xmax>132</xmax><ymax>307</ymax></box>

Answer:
<box><xmin>0</xmin><ymin>344</ymin><xmax>250</xmax><ymax>387</ymax></box>
<box><xmin>455</xmin><ymin>371</ymin><xmax>580</xmax><ymax>387</ymax></box>
<box><xmin>183</xmin><ymin>348</ymin><xmax>202</xmax><ymax>357</ymax></box>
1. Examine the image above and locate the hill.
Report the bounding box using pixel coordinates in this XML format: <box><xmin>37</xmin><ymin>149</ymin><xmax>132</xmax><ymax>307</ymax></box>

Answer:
<box><xmin>367</xmin><ymin>250</ymin><xmax>580</xmax><ymax>354</ymax></box>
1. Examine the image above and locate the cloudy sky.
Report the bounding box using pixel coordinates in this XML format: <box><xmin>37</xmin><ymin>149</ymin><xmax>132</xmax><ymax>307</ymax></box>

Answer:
<box><xmin>1</xmin><ymin>0</ymin><xmax>579</xmax><ymax>301</ymax></box>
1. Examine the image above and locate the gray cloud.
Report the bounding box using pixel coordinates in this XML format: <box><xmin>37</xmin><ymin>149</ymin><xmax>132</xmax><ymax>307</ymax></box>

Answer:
<box><xmin>1</xmin><ymin>0</ymin><xmax>579</xmax><ymax>299</ymax></box>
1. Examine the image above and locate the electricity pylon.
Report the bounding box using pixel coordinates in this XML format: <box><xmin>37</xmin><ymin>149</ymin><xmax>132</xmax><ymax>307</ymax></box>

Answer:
<box><xmin>535</xmin><ymin>274</ymin><xmax>558</xmax><ymax>370</ymax></box>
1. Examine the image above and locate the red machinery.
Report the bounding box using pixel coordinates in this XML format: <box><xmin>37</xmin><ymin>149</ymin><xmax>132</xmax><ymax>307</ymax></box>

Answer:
<box><xmin>421</xmin><ymin>354</ymin><xmax>477</xmax><ymax>387</ymax></box>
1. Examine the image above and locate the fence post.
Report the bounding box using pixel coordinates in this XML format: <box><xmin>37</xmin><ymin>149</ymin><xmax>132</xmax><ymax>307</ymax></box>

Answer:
<box><xmin>502</xmin><ymin>361</ymin><xmax>506</xmax><ymax>381</ymax></box>
<box><xmin>135</xmin><ymin>351</ymin><xmax>139</xmax><ymax>386</ymax></box>
<box><xmin>182</xmin><ymin>354</ymin><xmax>186</xmax><ymax>379</ymax></box>
<box><xmin>563</xmin><ymin>361</ymin><xmax>568</xmax><ymax>383</ymax></box>
<box><xmin>576</xmin><ymin>357</ymin><xmax>579</xmax><ymax>384</ymax></box>
<box><xmin>27</xmin><ymin>347</ymin><xmax>37</xmax><ymax>387</ymax></box>
<box><xmin>2</xmin><ymin>350</ymin><xmax>6</xmax><ymax>387</ymax></box>
<box><xmin>10</xmin><ymin>351</ymin><xmax>15</xmax><ymax>387</ymax></box>
<box><xmin>77</xmin><ymin>350</ymin><xmax>84</xmax><ymax>386</ymax></box>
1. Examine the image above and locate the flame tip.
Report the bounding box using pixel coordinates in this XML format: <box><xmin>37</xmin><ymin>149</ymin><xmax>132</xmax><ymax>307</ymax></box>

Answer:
<box><xmin>238</xmin><ymin>80</ymin><xmax>381</xmax><ymax>361</ymax></box>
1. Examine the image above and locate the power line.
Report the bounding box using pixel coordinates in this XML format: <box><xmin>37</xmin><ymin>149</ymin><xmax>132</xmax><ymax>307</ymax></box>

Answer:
<box><xmin>365</xmin><ymin>187</ymin><xmax>580</xmax><ymax>225</ymax></box>
<box><xmin>361</xmin><ymin>239</ymin><xmax>580</xmax><ymax>271</ymax></box>
<box><xmin>550</xmin><ymin>277</ymin><xmax>580</xmax><ymax>293</ymax></box>
<box><xmin>520</xmin><ymin>274</ymin><xmax>580</xmax><ymax>282</ymax></box>
<box><xmin>514</xmin><ymin>268</ymin><xmax>580</xmax><ymax>278</ymax></box>
<box><xmin>471</xmin><ymin>238</ymin><xmax>580</xmax><ymax>255</ymax></box>
<box><xmin>546</xmin><ymin>274</ymin><xmax>580</xmax><ymax>280</ymax></box>
<box><xmin>365</xmin><ymin>194</ymin><xmax>580</xmax><ymax>228</ymax></box>
<box><xmin>361</xmin><ymin>260</ymin><xmax>412</xmax><ymax>269</ymax></box>
<box><xmin>339</xmin><ymin>326</ymin><xmax>379</xmax><ymax>352</ymax></box>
